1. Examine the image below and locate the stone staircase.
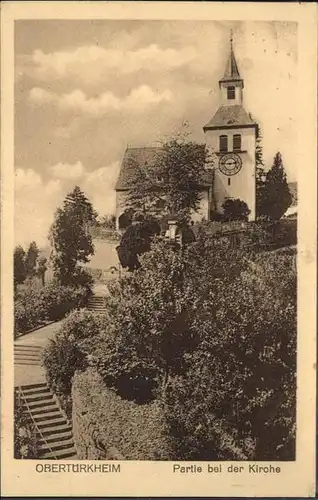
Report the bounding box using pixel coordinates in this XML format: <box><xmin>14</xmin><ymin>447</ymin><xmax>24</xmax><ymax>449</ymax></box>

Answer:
<box><xmin>14</xmin><ymin>344</ymin><xmax>43</xmax><ymax>366</ymax></box>
<box><xmin>87</xmin><ymin>295</ymin><xmax>106</xmax><ymax>312</ymax></box>
<box><xmin>18</xmin><ymin>383</ymin><xmax>77</xmax><ymax>460</ymax></box>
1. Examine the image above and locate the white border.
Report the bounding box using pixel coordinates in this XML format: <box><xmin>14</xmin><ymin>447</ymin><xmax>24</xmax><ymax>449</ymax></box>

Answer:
<box><xmin>1</xmin><ymin>2</ymin><xmax>317</xmax><ymax>497</ymax></box>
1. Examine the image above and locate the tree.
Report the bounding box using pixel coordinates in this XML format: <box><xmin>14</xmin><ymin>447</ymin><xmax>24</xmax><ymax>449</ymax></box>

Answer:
<box><xmin>116</xmin><ymin>212</ymin><xmax>161</xmax><ymax>271</ymax></box>
<box><xmin>14</xmin><ymin>245</ymin><xmax>26</xmax><ymax>290</ymax></box>
<box><xmin>25</xmin><ymin>241</ymin><xmax>40</xmax><ymax>277</ymax></box>
<box><xmin>126</xmin><ymin>134</ymin><xmax>213</xmax><ymax>223</ymax></box>
<box><xmin>255</xmin><ymin>126</ymin><xmax>267</xmax><ymax>219</ymax></box>
<box><xmin>49</xmin><ymin>186</ymin><xmax>97</xmax><ymax>285</ymax></box>
<box><xmin>260</xmin><ymin>152</ymin><xmax>292</xmax><ymax>221</ymax></box>
<box><xmin>37</xmin><ymin>256</ymin><xmax>47</xmax><ymax>286</ymax></box>
<box><xmin>222</xmin><ymin>198</ymin><xmax>250</xmax><ymax>222</ymax></box>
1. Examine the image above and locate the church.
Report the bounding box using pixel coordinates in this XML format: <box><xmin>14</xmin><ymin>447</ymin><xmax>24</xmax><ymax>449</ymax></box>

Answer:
<box><xmin>115</xmin><ymin>39</ymin><xmax>258</xmax><ymax>229</ymax></box>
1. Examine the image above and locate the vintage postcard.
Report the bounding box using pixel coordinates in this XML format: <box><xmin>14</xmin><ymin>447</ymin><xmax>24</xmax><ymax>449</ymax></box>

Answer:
<box><xmin>1</xmin><ymin>1</ymin><xmax>317</xmax><ymax>497</ymax></box>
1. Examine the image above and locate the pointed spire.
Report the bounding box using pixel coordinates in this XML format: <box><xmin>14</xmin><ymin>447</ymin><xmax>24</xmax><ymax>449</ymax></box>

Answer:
<box><xmin>220</xmin><ymin>31</ymin><xmax>242</xmax><ymax>83</ymax></box>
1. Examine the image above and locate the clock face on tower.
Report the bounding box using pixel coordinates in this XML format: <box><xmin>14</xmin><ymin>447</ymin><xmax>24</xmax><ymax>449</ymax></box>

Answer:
<box><xmin>219</xmin><ymin>153</ymin><xmax>242</xmax><ymax>176</ymax></box>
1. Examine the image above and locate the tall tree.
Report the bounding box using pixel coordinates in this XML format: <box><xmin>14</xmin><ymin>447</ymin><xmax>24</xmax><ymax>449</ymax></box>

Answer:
<box><xmin>255</xmin><ymin>126</ymin><xmax>267</xmax><ymax>219</ymax></box>
<box><xmin>49</xmin><ymin>186</ymin><xmax>97</xmax><ymax>285</ymax></box>
<box><xmin>25</xmin><ymin>241</ymin><xmax>40</xmax><ymax>277</ymax></box>
<box><xmin>261</xmin><ymin>152</ymin><xmax>292</xmax><ymax>221</ymax></box>
<box><xmin>14</xmin><ymin>245</ymin><xmax>26</xmax><ymax>290</ymax></box>
<box><xmin>126</xmin><ymin>135</ymin><xmax>213</xmax><ymax>223</ymax></box>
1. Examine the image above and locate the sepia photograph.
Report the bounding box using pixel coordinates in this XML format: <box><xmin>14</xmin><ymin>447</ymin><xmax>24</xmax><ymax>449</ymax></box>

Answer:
<box><xmin>1</xmin><ymin>2</ymin><xmax>316</xmax><ymax>498</ymax></box>
<box><xmin>13</xmin><ymin>18</ymin><xmax>298</xmax><ymax>462</ymax></box>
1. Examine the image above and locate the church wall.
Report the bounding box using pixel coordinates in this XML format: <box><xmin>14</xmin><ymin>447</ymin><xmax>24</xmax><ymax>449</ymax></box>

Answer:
<box><xmin>205</xmin><ymin>126</ymin><xmax>256</xmax><ymax>220</ymax></box>
<box><xmin>115</xmin><ymin>190</ymin><xmax>128</xmax><ymax>229</ymax></box>
<box><xmin>220</xmin><ymin>83</ymin><xmax>243</xmax><ymax>106</ymax></box>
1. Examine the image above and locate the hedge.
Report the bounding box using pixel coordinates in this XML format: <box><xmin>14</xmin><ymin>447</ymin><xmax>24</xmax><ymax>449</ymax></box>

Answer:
<box><xmin>72</xmin><ymin>369</ymin><xmax>175</xmax><ymax>460</ymax></box>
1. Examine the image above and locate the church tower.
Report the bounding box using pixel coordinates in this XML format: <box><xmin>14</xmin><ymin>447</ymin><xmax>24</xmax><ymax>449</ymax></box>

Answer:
<box><xmin>204</xmin><ymin>34</ymin><xmax>257</xmax><ymax>220</ymax></box>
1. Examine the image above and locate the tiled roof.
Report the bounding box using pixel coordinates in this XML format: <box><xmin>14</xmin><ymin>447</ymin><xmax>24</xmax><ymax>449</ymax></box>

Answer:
<box><xmin>219</xmin><ymin>47</ymin><xmax>242</xmax><ymax>83</ymax></box>
<box><xmin>203</xmin><ymin>105</ymin><xmax>257</xmax><ymax>130</ymax></box>
<box><xmin>116</xmin><ymin>146</ymin><xmax>213</xmax><ymax>191</ymax></box>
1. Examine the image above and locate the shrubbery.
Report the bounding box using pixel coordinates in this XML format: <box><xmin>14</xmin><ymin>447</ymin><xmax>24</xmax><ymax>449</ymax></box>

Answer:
<box><xmin>14</xmin><ymin>280</ymin><xmax>91</xmax><ymax>336</ymax></box>
<box><xmin>88</xmin><ymin>235</ymin><xmax>296</xmax><ymax>459</ymax></box>
<box><xmin>14</xmin><ymin>391</ymin><xmax>39</xmax><ymax>459</ymax></box>
<box><xmin>42</xmin><ymin>309</ymin><xmax>108</xmax><ymax>415</ymax></box>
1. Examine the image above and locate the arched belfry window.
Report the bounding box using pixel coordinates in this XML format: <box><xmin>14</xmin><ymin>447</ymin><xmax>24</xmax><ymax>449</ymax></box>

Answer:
<box><xmin>219</xmin><ymin>135</ymin><xmax>228</xmax><ymax>153</ymax></box>
<box><xmin>233</xmin><ymin>134</ymin><xmax>241</xmax><ymax>152</ymax></box>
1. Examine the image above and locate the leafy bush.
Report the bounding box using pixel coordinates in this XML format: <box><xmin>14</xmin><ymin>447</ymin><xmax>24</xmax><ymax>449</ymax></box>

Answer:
<box><xmin>222</xmin><ymin>198</ymin><xmax>251</xmax><ymax>222</ymax></box>
<box><xmin>42</xmin><ymin>309</ymin><xmax>107</xmax><ymax>415</ymax></box>
<box><xmin>14</xmin><ymin>280</ymin><xmax>91</xmax><ymax>335</ymax></box>
<box><xmin>38</xmin><ymin>282</ymin><xmax>90</xmax><ymax>321</ymax></box>
<box><xmin>14</xmin><ymin>391</ymin><xmax>39</xmax><ymax>458</ymax></box>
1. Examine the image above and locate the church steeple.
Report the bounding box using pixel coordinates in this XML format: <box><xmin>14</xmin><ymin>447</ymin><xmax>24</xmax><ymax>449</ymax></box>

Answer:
<box><xmin>219</xmin><ymin>32</ymin><xmax>244</xmax><ymax>105</ymax></box>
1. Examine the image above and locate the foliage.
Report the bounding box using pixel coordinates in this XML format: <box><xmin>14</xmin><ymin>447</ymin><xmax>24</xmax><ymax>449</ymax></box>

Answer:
<box><xmin>259</xmin><ymin>152</ymin><xmax>292</xmax><ymax>221</ymax></box>
<box><xmin>14</xmin><ymin>280</ymin><xmax>91</xmax><ymax>335</ymax></box>
<box><xmin>164</xmin><ymin>240</ymin><xmax>296</xmax><ymax>460</ymax></box>
<box><xmin>117</xmin><ymin>215</ymin><xmax>161</xmax><ymax>271</ymax></box>
<box><xmin>87</xmin><ymin>232</ymin><xmax>296</xmax><ymax>459</ymax></box>
<box><xmin>37</xmin><ymin>256</ymin><xmax>47</xmax><ymax>286</ymax></box>
<box><xmin>49</xmin><ymin>186</ymin><xmax>97</xmax><ymax>285</ymax></box>
<box><xmin>14</xmin><ymin>245</ymin><xmax>27</xmax><ymax>289</ymax></box>
<box><xmin>42</xmin><ymin>309</ymin><xmax>107</xmax><ymax>415</ymax></box>
<box><xmin>72</xmin><ymin>368</ymin><xmax>175</xmax><ymax>460</ymax></box>
<box><xmin>25</xmin><ymin>241</ymin><xmax>40</xmax><ymax>277</ymax></box>
<box><xmin>255</xmin><ymin>126</ymin><xmax>267</xmax><ymax>219</ymax></box>
<box><xmin>222</xmin><ymin>198</ymin><xmax>251</xmax><ymax>222</ymax></box>
<box><xmin>126</xmin><ymin>133</ymin><xmax>213</xmax><ymax>222</ymax></box>
<box><xmin>14</xmin><ymin>391</ymin><xmax>39</xmax><ymax>458</ymax></box>
<box><xmin>100</xmin><ymin>214</ymin><xmax>116</xmax><ymax>230</ymax></box>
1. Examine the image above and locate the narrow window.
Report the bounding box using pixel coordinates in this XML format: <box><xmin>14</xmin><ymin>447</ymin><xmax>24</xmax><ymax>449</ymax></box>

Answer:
<box><xmin>227</xmin><ymin>86</ymin><xmax>235</xmax><ymax>100</ymax></box>
<box><xmin>233</xmin><ymin>134</ymin><xmax>241</xmax><ymax>151</ymax></box>
<box><xmin>228</xmin><ymin>178</ymin><xmax>231</xmax><ymax>186</ymax></box>
<box><xmin>219</xmin><ymin>135</ymin><xmax>228</xmax><ymax>153</ymax></box>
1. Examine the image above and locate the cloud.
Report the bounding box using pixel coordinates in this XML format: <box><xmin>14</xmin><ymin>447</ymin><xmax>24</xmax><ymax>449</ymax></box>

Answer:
<box><xmin>20</xmin><ymin>44</ymin><xmax>197</xmax><ymax>85</ymax></box>
<box><xmin>15</xmin><ymin>162</ymin><xmax>121</xmax><ymax>247</ymax></box>
<box><xmin>29</xmin><ymin>85</ymin><xmax>172</xmax><ymax>115</ymax></box>
<box><xmin>50</xmin><ymin>161</ymin><xmax>84</xmax><ymax>179</ymax></box>
<box><xmin>15</xmin><ymin>168</ymin><xmax>63</xmax><ymax>247</ymax></box>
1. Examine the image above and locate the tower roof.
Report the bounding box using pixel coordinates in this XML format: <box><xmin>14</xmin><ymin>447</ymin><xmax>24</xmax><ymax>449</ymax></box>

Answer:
<box><xmin>219</xmin><ymin>37</ymin><xmax>242</xmax><ymax>83</ymax></box>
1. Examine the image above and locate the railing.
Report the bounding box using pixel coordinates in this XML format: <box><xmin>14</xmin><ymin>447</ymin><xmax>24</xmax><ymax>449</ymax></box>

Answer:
<box><xmin>17</xmin><ymin>386</ymin><xmax>58</xmax><ymax>460</ymax></box>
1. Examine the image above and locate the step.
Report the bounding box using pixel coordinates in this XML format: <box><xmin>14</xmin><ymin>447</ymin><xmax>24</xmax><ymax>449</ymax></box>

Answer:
<box><xmin>22</xmin><ymin>388</ymin><xmax>51</xmax><ymax>397</ymax></box>
<box><xmin>33</xmin><ymin>411</ymin><xmax>64</xmax><ymax>423</ymax></box>
<box><xmin>40</xmin><ymin>447</ymin><xmax>77</xmax><ymax>460</ymax></box>
<box><xmin>23</xmin><ymin>394</ymin><xmax>54</xmax><ymax>403</ymax></box>
<box><xmin>26</xmin><ymin>399</ymin><xmax>56</xmax><ymax>410</ymax></box>
<box><xmin>39</xmin><ymin>430</ymin><xmax>74</xmax><ymax>444</ymax></box>
<box><xmin>37</xmin><ymin>425</ymin><xmax>73</xmax><ymax>437</ymax></box>
<box><xmin>30</xmin><ymin>406</ymin><xmax>62</xmax><ymax>416</ymax></box>
<box><xmin>14</xmin><ymin>348</ymin><xmax>42</xmax><ymax>354</ymax></box>
<box><xmin>37</xmin><ymin>417</ymin><xmax>68</xmax><ymax>430</ymax></box>
<box><xmin>14</xmin><ymin>345</ymin><xmax>43</xmax><ymax>350</ymax></box>
<box><xmin>39</xmin><ymin>447</ymin><xmax>77</xmax><ymax>460</ymax></box>
<box><xmin>21</xmin><ymin>387</ymin><xmax>51</xmax><ymax>397</ymax></box>
<box><xmin>39</xmin><ymin>437</ymin><xmax>75</xmax><ymax>453</ymax></box>
<box><xmin>14</xmin><ymin>360</ymin><xmax>42</xmax><ymax>365</ymax></box>
<box><xmin>20</xmin><ymin>383</ymin><xmax>47</xmax><ymax>390</ymax></box>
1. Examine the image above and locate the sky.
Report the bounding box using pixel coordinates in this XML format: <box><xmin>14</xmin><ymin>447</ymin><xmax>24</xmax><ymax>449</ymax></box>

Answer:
<box><xmin>14</xmin><ymin>20</ymin><xmax>298</xmax><ymax>247</ymax></box>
